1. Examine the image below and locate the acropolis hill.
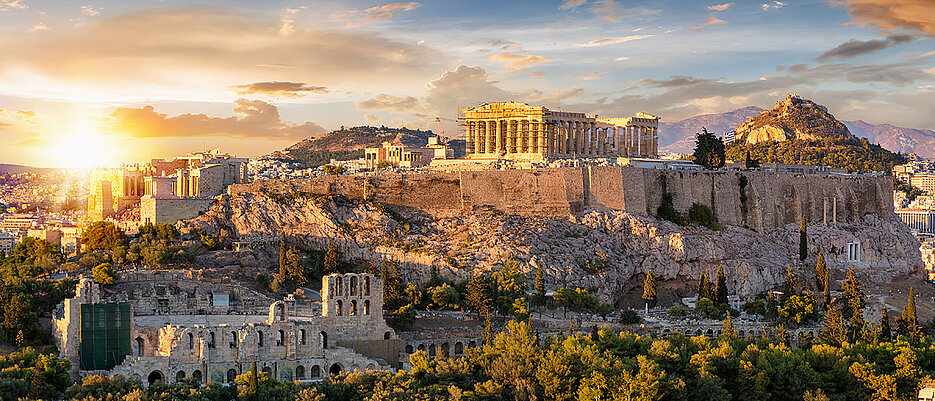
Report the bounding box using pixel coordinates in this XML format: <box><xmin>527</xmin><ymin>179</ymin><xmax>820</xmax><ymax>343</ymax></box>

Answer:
<box><xmin>186</xmin><ymin>165</ymin><xmax>920</xmax><ymax>304</ymax></box>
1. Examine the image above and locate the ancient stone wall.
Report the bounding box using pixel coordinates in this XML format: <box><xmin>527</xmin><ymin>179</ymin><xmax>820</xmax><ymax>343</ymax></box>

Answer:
<box><xmin>228</xmin><ymin>167</ymin><xmax>893</xmax><ymax>231</ymax></box>
<box><xmin>141</xmin><ymin>197</ymin><xmax>216</xmax><ymax>225</ymax></box>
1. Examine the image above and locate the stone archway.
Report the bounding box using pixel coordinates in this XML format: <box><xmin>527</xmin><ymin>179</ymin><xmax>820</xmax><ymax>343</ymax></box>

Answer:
<box><xmin>192</xmin><ymin>370</ymin><xmax>202</xmax><ymax>383</ymax></box>
<box><xmin>133</xmin><ymin>337</ymin><xmax>145</xmax><ymax>357</ymax></box>
<box><xmin>329</xmin><ymin>363</ymin><xmax>342</xmax><ymax>376</ymax></box>
<box><xmin>227</xmin><ymin>369</ymin><xmax>237</xmax><ymax>383</ymax></box>
<box><xmin>148</xmin><ymin>371</ymin><xmax>164</xmax><ymax>385</ymax></box>
<box><xmin>176</xmin><ymin>371</ymin><xmax>185</xmax><ymax>382</ymax></box>
<box><xmin>310</xmin><ymin>365</ymin><xmax>321</xmax><ymax>378</ymax></box>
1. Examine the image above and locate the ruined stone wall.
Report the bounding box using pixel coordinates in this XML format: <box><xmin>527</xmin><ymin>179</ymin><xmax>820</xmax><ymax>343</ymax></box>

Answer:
<box><xmin>226</xmin><ymin>167</ymin><xmax>893</xmax><ymax>231</ymax></box>
<box><xmin>141</xmin><ymin>197</ymin><xmax>216</xmax><ymax>225</ymax></box>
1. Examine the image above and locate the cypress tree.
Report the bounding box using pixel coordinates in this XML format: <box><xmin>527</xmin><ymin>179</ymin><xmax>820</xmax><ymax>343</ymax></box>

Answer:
<box><xmin>698</xmin><ymin>270</ymin><xmax>711</xmax><ymax>301</ymax></box>
<box><xmin>799</xmin><ymin>216</ymin><xmax>808</xmax><ymax>261</ymax></box>
<box><xmin>249</xmin><ymin>361</ymin><xmax>258</xmax><ymax>401</ymax></box>
<box><xmin>880</xmin><ymin>312</ymin><xmax>892</xmax><ymax>342</ymax></box>
<box><xmin>722</xmin><ymin>312</ymin><xmax>737</xmax><ymax>340</ymax></box>
<box><xmin>902</xmin><ymin>286</ymin><xmax>918</xmax><ymax>333</ymax></box>
<box><xmin>483</xmin><ymin>309</ymin><xmax>493</xmax><ymax>346</ymax></box>
<box><xmin>643</xmin><ymin>270</ymin><xmax>657</xmax><ymax>308</ymax></box>
<box><xmin>816</xmin><ymin>251</ymin><xmax>830</xmax><ymax>306</ymax></box>
<box><xmin>323</xmin><ymin>241</ymin><xmax>339</xmax><ymax>274</ymax></box>
<box><xmin>535</xmin><ymin>263</ymin><xmax>545</xmax><ymax>316</ymax></box>
<box><xmin>714</xmin><ymin>264</ymin><xmax>728</xmax><ymax>306</ymax></box>
<box><xmin>278</xmin><ymin>234</ymin><xmax>286</xmax><ymax>276</ymax></box>
<box><xmin>783</xmin><ymin>265</ymin><xmax>797</xmax><ymax>301</ymax></box>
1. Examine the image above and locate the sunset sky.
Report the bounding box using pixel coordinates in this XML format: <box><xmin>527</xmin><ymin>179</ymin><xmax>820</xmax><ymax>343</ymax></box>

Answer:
<box><xmin>0</xmin><ymin>0</ymin><xmax>933</xmax><ymax>168</ymax></box>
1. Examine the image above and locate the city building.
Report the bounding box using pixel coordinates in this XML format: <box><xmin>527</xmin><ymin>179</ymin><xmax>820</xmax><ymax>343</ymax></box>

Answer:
<box><xmin>0</xmin><ymin>232</ymin><xmax>16</xmax><ymax>254</ymax></box>
<box><xmin>911</xmin><ymin>173</ymin><xmax>935</xmax><ymax>195</ymax></box>
<box><xmin>460</xmin><ymin>101</ymin><xmax>660</xmax><ymax>160</ymax></box>
<box><xmin>53</xmin><ymin>273</ymin><xmax>417</xmax><ymax>385</ymax></box>
<box><xmin>88</xmin><ymin>150</ymin><xmax>249</xmax><ymax>225</ymax></box>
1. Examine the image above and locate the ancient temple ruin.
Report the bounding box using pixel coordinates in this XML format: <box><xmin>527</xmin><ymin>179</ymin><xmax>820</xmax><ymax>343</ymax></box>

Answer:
<box><xmin>460</xmin><ymin>101</ymin><xmax>659</xmax><ymax>160</ymax></box>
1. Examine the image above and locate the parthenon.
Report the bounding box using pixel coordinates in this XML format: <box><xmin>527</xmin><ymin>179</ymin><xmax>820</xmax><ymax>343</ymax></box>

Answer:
<box><xmin>460</xmin><ymin>101</ymin><xmax>659</xmax><ymax>160</ymax></box>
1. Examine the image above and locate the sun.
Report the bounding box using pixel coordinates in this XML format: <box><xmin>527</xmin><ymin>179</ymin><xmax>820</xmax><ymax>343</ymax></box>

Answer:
<box><xmin>51</xmin><ymin>124</ymin><xmax>117</xmax><ymax>169</ymax></box>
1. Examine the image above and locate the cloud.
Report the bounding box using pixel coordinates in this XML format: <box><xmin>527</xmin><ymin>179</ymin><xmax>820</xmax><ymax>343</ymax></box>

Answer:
<box><xmin>687</xmin><ymin>14</ymin><xmax>727</xmax><ymax>30</ymax></box>
<box><xmin>356</xmin><ymin>94</ymin><xmax>422</xmax><ymax>113</ymax></box>
<box><xmin>105</xmin><ymin>99</ymin><xmax>326</xmax><ymax>139</ymax></box>
<box><xmin>0</xmin><ymin>0</ymin><xmax>26</xmax><ymax>11</ymax></box>
<box><xmin>641</xmin><ymin>76</ymin><xmax>715</xmax><ymax>87</ymax></box>
<box><xmin>575</xmin><ymin>71</ymin><xmax>606</xmax><ymax>81</ymax></box>
<box><xmin>816</xmin><ymin>35</ymin><xmax>916</xmax><ymax>61</ymax></box>
<box><xmin>761</xmin><ymin>1</ymin><xmax>785</xmax><ymax>11</ymax></box>
<box><xmin>347</xmin><ymin>2</ymin><xmax>421</xmax><ymax>27</ymax></box>
<box><xmin>591</xmin><ymin>0</ymin><xmax>627</xmax><ymax>22</ymax></box>
<box><xmin>230</xmin><ymin>82</ymin><xmax>328</xmax><ymax>97</ymax></box>
<box><xmin>574</xmin><ymin>34</ymin><xmax>653</xmax><ymax>47</ymax></box>
<box><xmin>365</xmin><ymin>114</ymin><xmax>381</xmax><ymax>124</ymax></box>
<box><xmin>81</xmin><ymin>5</ymin><xmax>100</xmax><ymax>17</ymax></box>
<box><xmin>838</xmin><ymin>0</ymin><xmax>935</xmax><ymax>37</ymax></box>
<box><xmin>485</xmin><ymin>51</ymin><xmax>548</xmax><ymax>71</ymax></box>
<box><xmin>0</xmin><ymin>8</ymin><xmax>442</xmax><ymax>102</ymax></box>
<box><xmin>28</xmin><ymin>22</ymin><xmax>48</xmax><ymax>32</ymax></box>
<box><xmin>559</xmin><ymin>0</ymin><xmax>587</xmax><ymax>10</ymax></box>
<box><xmin>615</xmin><ymin>56</ymin><xmax>631</xmax><ymax>61</ymax></box>
<box><xmin>708</xmin><ymin>3</ymin><xmax>733</xmax><ymax>11</ymax></box>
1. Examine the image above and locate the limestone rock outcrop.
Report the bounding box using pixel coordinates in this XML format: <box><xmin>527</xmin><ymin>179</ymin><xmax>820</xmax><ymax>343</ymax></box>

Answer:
<box><xmin>185</xmin><ymin>190</ymin><xmax>922</xmax><ymax>305</ymax></box>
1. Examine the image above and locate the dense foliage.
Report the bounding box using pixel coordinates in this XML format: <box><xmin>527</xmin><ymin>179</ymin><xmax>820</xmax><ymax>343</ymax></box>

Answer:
<box><xmin>725</xmin><ymin>138</ymin><xmax>905</xmax><ymax>173</ymax></box>
<box><xmin>42</xmin><ymin>320</ymin><xmax>935</xmax><ymax>401</ymax></box>
<box><xmin>281</xmin><ymin>125</ymin><xmax>435</xmax><ymax>168</ymax></box>
<box><xmin>692</xmin><ymin>128</ymin><xmax>726</xmax><ymax>169</ymax></box>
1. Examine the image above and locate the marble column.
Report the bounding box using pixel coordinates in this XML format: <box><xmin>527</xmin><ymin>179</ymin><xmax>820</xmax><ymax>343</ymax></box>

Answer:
<box><xmin>494</xmin><ymin>120</ymin><xmax>506</xmax><ymax>157</ymax></box>
<box><xmin>466</xmin><ymin>122</ymin><xmax>474</xmax><ymax>154</ymax></box>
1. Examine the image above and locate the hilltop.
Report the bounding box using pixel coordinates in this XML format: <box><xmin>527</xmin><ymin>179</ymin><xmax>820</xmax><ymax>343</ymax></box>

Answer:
<box><xmin>660</xmin><ymin>106</ymin><xmax>765</xmax><ymax>154</ymax></box>
<box><xmin>267</xmin><ymin>126</ymin><xmax>436</xmax><ymax>167</ymax></box>
<box><xmin>723</xmin><ymin>95</ymin><xmax>905</xmax><ymax>173</ymax></box>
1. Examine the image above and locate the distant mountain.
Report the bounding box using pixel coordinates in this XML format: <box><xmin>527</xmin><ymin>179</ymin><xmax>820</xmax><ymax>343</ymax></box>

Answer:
<box><xmin>660</xmin><ymin>105</ymin><xmax>935</xmax><ymax>160</ymax></box>
<box><xmin>724</xmin><ymin>95</ymin><xmax>904</xmax><ymax>173</ymax></box>
<box><xmin>0</xmin><ymin>164</ymin><xmax>58</xmax><ymax>174</ymax></box>
<box><xmin>845</xmin><ymin>120</ymin><xmax>935</xmax><ymax>159</ymax></box>
<box><xmin>659</xmin><ymin>106</ymin><xmax>764</xmax><ymax>154</ymax></box>
<box><xmin>267</xmin><ymin>126</ymin><xmax>437</xmax><ymax>167</ymax></box>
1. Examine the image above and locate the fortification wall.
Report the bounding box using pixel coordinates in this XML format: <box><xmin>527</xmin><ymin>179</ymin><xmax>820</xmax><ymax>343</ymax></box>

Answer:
<box><xmin>228</xmin><ymin>167</ymin><xmax>893</xmax><ymax>230</ymax></box>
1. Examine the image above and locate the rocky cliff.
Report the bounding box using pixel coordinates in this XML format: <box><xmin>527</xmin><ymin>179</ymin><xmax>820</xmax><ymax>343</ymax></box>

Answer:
<box><xmin>185</xmin><ymin>182</ymin><xmax>922</xmax><ymax>306</ymax></box>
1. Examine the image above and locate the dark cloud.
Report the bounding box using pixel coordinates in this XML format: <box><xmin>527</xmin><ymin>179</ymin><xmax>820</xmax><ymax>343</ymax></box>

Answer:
<box><xmin>816</xmin><ymin>35</ymin><xmax>916</xmax><ymax>61</ymax></box>
<box><xmin>230</xmin><ymin>82</ymin><xmax>328</xmax><ymax>97</ymax></box>
<box><xmin>106</xmin><ymin>99</ymin><xmax>326</xmax><ymax>139</ymax></box>
<box><xmin>840</xmin><ymin>0</ymin><xmax>935</xmax><ymax>37</ymax></box>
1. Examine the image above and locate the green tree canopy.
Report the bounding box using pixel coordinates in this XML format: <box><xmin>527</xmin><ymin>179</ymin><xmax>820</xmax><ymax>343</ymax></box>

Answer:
<box><xmin>692</xmin><ymin>128</ymin><xmax>726</xmax><ymax>169</ymax></box>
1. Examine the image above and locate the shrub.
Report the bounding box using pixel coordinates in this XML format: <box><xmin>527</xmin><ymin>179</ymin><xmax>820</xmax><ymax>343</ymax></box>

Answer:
<box><xmin>688</xmin><ymin>203</ymin><xmax>722</xmax><ymax>230</ymax></box>
<box><xmin>322</xmin><ymin>164</ymin><xmax>344</xmax><ymax>175</ymax></box>
<box><xmin>668</xmin><ymin>305</ymin><xmax>688</xmax><ymax>317</ymax></box>
<box><xmin>620</xmin><ymin>310</ymin><xmax>641</xmax><ymax>324</ymax></box>
<box><xmin>657</xmin><ymin>193</ymin><xmax>685</xmax><ymax>225</ymax></box>
<box><xmin>91</xmin><ymin>263</ymin><xmax>119</xmax><ymax>285</ymax></box>
<box><xmin>391</xmin><ymin>304</ymin><xmax>417</xmax><ymax>329</ymax></box>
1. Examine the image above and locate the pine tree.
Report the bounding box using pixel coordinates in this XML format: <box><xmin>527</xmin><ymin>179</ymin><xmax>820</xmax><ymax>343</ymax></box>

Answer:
<box><xmin>535</xmin><ymin>263</ymin><xmax>545</xmax><ymax>317</ymax></box>
<box><xmin>466</xmin><ymin>274</ymin><xmax>491</xmax><ymax>319</ymax></box>
<box><xmin>722</xmin><ymin>312</ymin><xmax>737</xmax><ymax>340</ymax></box>
<box><xmin>697</xmin><ymin>270</ymin><xmax>711</xmax><ymax>301</ymax></box>
<box><xmin>880</xmin><ymin>312</ymin><xmax>892</xmax><ymax>342</ymax></box>
<box><xmin>380</xmin><ymin>258</ymin><xmax>404</xmax><ymax>309</ymax></box>
<box><xmin>714</xmin><ymin>264</ymin><xmax>728</xmax><ymax>306</ymax></box>
<box><xmin>841</xmin><ymin>269</ymin><xmax>866</xmax><ymax>342</ymax></box>
<box><xmin>820</xmin><ymin>305</ymin><xmax>847</xmax><ymax>346</ymax></box>
<box><xmin>642</xmin><ymin>270</ymin><xmax>657</xmax><ymax>308</ymax></box>
<box><xmin>799</xmin><ymin>216</ymin><xmax>808</xmax><ymax>261</ymax></box>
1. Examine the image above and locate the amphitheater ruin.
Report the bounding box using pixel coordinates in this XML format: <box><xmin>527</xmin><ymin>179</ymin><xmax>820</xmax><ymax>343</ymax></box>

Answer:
<box><xmin>53</xmin><ymin>273</ymin><xmax>415</xmax><ymax>385</ymax></box>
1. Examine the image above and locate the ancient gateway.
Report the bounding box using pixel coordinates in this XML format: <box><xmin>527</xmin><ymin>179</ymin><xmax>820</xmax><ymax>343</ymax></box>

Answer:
<box><xmin>460</xmin><ymin>101</ymin><xmax>660</xmax><ymax>159</ymax></box>
<box><xmin>52</xmin><ymin>273</ymin><xmax>427</xmax><ymax>385</ymax></box>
